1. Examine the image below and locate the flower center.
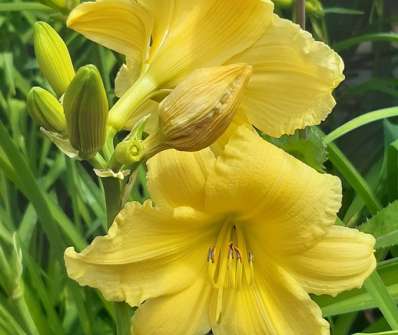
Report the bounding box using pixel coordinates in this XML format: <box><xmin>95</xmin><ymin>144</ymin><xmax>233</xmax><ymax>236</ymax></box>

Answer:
<box><xmin>207</xmin><ymin>220</ymin><xmax>254</xmax><ymax>289</ymax></box>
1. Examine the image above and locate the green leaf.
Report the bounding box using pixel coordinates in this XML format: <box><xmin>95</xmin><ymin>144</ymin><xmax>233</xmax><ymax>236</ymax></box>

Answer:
<box><xmin>0</xmin><ymin>123</ymin><xmax>64</xmax><ymax>254</ymax></box>
<box><xmin>324</xmin><ymin>107</ymin><xmax>398</xmax><ymax>144</ymax></box>
<box><xmin>327</xmin><ymin>142</ymin><xmax>382</xmax><ymax>214</ymax></box>
<box><xmin>386</xmin><ymin>139</ymin><xmax>398</xmax><ymax>201</ymax></box>
<box><xmin>326</xmin><ymin>140</ymin><xmax>398</xmax><ymax>329</ymax></box>
<box><xmin>324</xmin><ymin>7</ymin><xmax>364</xmax><ymax>15</ymax></box>
<box><xmin>354</xmin><ymin>332</ymin><xmax>398</xmax><ymax>335</ymax></box>
<box><xmin>1</xmin><ymin>53</ymin><xmax>16</xmax><ymax>96</ymax></box>
<box><xmin>0</xmin><ymin>123</ymin><xmax>85</xmax><ymax>253</ymax></box>
<box><xmin>334</xmin><ymin>33</ymin><xmax>398</xmax><ymax>52</ymax></box>
<box><xmin>0</xmin><ymin>2</ymin><xmax>54</xmax><ymax>12</ymax></box>
<box><xmin>384</xmin><ymin>120</ymin><xmax>398</xmax><ymax>146</ymax></box>
<box><xmin>360</xmin><ymin>201</ymin><xmax>398</xmax><ymax>249</ymax></box>
<box><xmin>317</xmin><ymin>278</ymin><xmax>398</xmax><ymax>317</ymax></box>
<box><xmin>364</xmin><ymin>272</ymin><xmax>398</xmax><ymax>330</ymax></box>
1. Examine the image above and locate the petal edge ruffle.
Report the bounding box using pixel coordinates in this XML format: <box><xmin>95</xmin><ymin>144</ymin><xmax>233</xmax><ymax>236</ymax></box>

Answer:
<box><xmin>228</xmin><ymin>15</ymin><xmax>344</xmax><ymax>137</ymax></box>
<box><xmin>65</xmin><ymin>201</ymin><xmax>214</xmax><ymax>306</ymax></box>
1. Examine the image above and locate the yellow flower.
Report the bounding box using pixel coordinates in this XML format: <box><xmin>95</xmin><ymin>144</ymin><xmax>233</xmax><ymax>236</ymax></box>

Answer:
<box><xmin>65</xmin><ymin>126</ymin><xmax>375</xmax><ymax>335</ymax></box>
<box><xmin>67</xmin><ymin>0</ymin><xmax>344</xmax><ymax>137</ymax></box>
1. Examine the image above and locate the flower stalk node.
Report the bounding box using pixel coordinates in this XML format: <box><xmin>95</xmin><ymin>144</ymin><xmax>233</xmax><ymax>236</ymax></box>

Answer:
<box><xmin>114</xmin><ymin>139</ymin><xmax>144</xmax><ymax>167</ymax></box>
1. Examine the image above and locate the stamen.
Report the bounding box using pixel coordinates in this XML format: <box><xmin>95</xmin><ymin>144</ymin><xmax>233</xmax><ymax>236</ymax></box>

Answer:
<box><xmin>208</xmin><ymin>247</ymin><xmax>215</xmax><ymax>263</ymax></box>
<box><xmin>249</xmin><ymin>251</ymin><xmax>254</xmax><ymax>263</ymax></box>
<box><xmin>236</xmin><ymin>257</ymin><xmax>243</xmax><ymax>287</ymax></box>
<box><xmin>248</xmin><ymin>251</ymin><xmax>255</xmax><ymax>285</ymax></box>
<box><xmin>228</xmin><ymin>244</ymin><xmax>234</xmax><ymax>259</ymax></box>
<box><xmin>234</xmin><ymin>246</ymin><xmax>242</xmax><ymax>260</ymax></box>
<box><xmin>214</xmin><ymin>288</ymin><xmax>223</xmax><ymax>323</ymax></box>
<box><xmin>236</xmin><ymin>227</ymin><xmax>253</xmax><ymax>285</ymax></box>
<box><xmin>207</xmin><ymin>222</ymin><xmax>254</xmax><ymax>289</ymax></box>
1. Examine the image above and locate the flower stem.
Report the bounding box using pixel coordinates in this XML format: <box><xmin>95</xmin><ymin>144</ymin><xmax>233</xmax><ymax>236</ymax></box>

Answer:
<box><xmin>107</xmin><ymin>75</ymin><xmax>157</xmax><ymax>132</ymax></box>
<box><xmin>295</xmin><ymin>0</ymin><xmax>306</xmax><ymax>29</ymax></box>
<box><xmin>102</xmin><ymin>177</ymin><xmax>131</xmax><ymax>335</ymax></box>
<box><xmin>15</xmin><ymin>294</ymin><xmax>40</xmax><ymax>335</ymax></box>
<box><xmin>114</xmin><ymin>303</ymin><xmax>132</xmax><ymax>335</ymax></box>
<box><xmin>102</xmin><ymin>177</ymin><xmax>122</xmax><ymax>227</ymax></box>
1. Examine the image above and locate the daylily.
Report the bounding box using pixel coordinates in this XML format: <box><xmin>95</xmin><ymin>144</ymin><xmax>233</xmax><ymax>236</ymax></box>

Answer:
<box><xmin>65</xmin><ymin>126</ymin><xmax>375</xmax><ymax>335</ymax></box>
<box><xmin>67</xmin><ymin>0</ymin><xmax>344</xmax><ymax>137</ymax></box>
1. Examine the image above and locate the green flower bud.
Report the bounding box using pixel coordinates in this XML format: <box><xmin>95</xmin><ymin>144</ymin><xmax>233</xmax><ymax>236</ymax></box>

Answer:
<box><xmin>34</xmin><ymin>22</ymin><xmax>75</xmax><ymax>96</ymax></box>
<box><xmin>144</xmin><ymin>64</ymin><xmax>252</xmax><ymax>155</ymax></box>
<box><xmin>0</xmin><ymin>234</ymin><xmax>23</xmax><ymax>300</ymax></box>
<box><xmin>306</xmin><ymin>0</ymin><xmax>324</xmax><ymax>17</ymax></box>
<box><xmin>63</xmin><ymin>65</ymin><xmax>109</xmax><ymax>159</ymax></box>
<box><xmin>27</xmin><ymin>87</ymin><xmax>66</xmax><ymax>133</ymax></box>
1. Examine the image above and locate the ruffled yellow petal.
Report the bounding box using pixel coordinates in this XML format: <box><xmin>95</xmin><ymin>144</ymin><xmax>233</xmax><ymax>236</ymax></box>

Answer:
<box><xmin>284</xmin><ymin>225</ymin><xmax>376</xmax><ymax>296</ymax></box>
<box><xmin>211</xmin><ymin>263</ymin><xmax>329</xmax><ymax>335</ymax></box>
<box><xmin>205</xmin><ymin>126</ymin><xmax>342</xmax><ymax>254</ymax></box>
<box><xmin>132</xmin><ymin>275</ymin><xmax>212</xmax><ymax>335</ymax></box>
<box><xmin>146</xmin><ymin>0</ymin><xmax>274</xmax><ymax>87</ymax></box>
<box><xmin>67</xmin><ymin>0</ymin><xmax>152</xmax><ymax>76</ymax></box>
<box><xmin>147</xmin><ymin>148</ymin><xmax>215</xmax><ymax>210</ymax></box>
<box><xmin>228</xmin><ymin>15</ymin><xmax>344</xmax><ymax>137</ymax></box>
<box><xmin>64</xmin><ymin>201</ymin><xmax>215</xmax><ymax>306</ymax></box>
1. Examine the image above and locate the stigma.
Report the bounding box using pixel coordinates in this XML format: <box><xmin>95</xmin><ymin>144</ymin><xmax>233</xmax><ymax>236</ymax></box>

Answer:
<box><xmin>207</xmin><ymin>221</ymin><xmax>254</xmax><ymax>289</ymax></box>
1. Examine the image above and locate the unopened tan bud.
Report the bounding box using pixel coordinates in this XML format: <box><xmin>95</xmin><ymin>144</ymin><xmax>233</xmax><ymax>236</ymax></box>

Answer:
<box><xmin>146</xmin><ymin>63</ymin><xmax>252</xmax><ymax>153</ymax></box>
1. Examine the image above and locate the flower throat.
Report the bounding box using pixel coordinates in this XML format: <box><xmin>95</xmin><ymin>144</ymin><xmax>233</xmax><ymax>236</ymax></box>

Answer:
<box><xmin>207</xmin><ymin>220</ymin><xmax>254</xmax><ymax>289</ymax></box>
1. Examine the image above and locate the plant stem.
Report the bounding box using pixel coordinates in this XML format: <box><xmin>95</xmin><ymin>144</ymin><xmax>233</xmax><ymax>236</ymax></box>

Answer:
<box><xmin>115</xmin><ymin>303</ymin><xmax>132</xmax><ymax>335</ymax></box>
<box><xmin>108</xmin><ymin>76</ymin><xmax>157</xmax><ymax>132</ymax></box>
<box><xmin>295</xmin><ymin>0</ymin><xmax>306</xmax><ymax>29</ymax></box>
<box><xmin>102</xmin><ymin>177</ymin><xmax>122</xmax><ymax>227</ymax></box>
<box><xmin>15</xmin><ymin>294</ymin><xmax>40</xmax><ymax>335</ymax></box>
<box><xmin>102</xmin><ymin>177</ymin><xmax>130</xmax><ymax>335</ymax></box>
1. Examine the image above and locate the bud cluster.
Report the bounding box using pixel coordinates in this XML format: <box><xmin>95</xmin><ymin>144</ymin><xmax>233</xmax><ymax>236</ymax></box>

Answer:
<box><xmin>29</xmin><ymin>21</ymin><xmax>253</xmax><ymax>174</ymax></box>
<box><xmin>29</xmin><ymin>22</ymin><xmax>108</xmax><ymax>160</ymax></box>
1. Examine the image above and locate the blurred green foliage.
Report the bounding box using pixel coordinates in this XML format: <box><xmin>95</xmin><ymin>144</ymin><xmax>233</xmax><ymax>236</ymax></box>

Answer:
<box><xmin>0</xmin><ymin>0</ymin><xmax>398</xmax><ymax>334</ymax></box>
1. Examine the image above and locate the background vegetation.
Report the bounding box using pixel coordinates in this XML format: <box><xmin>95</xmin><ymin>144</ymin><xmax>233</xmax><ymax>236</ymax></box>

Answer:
<box><xmin>0</xmin><ymin>0</ymin><xmax>398</xmax><ymax>334</ymax></box>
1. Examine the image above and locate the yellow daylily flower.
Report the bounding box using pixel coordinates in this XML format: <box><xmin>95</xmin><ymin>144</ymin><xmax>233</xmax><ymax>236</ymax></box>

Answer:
<box><xmin>65</xmin><ymin>126</ymin><xmax>375</xmax><ymax>335</ymax></box>
<box><xmin>67</xmin><ymin>0</ymin><xmax>344</xmax><ymax>137</ymax></box>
